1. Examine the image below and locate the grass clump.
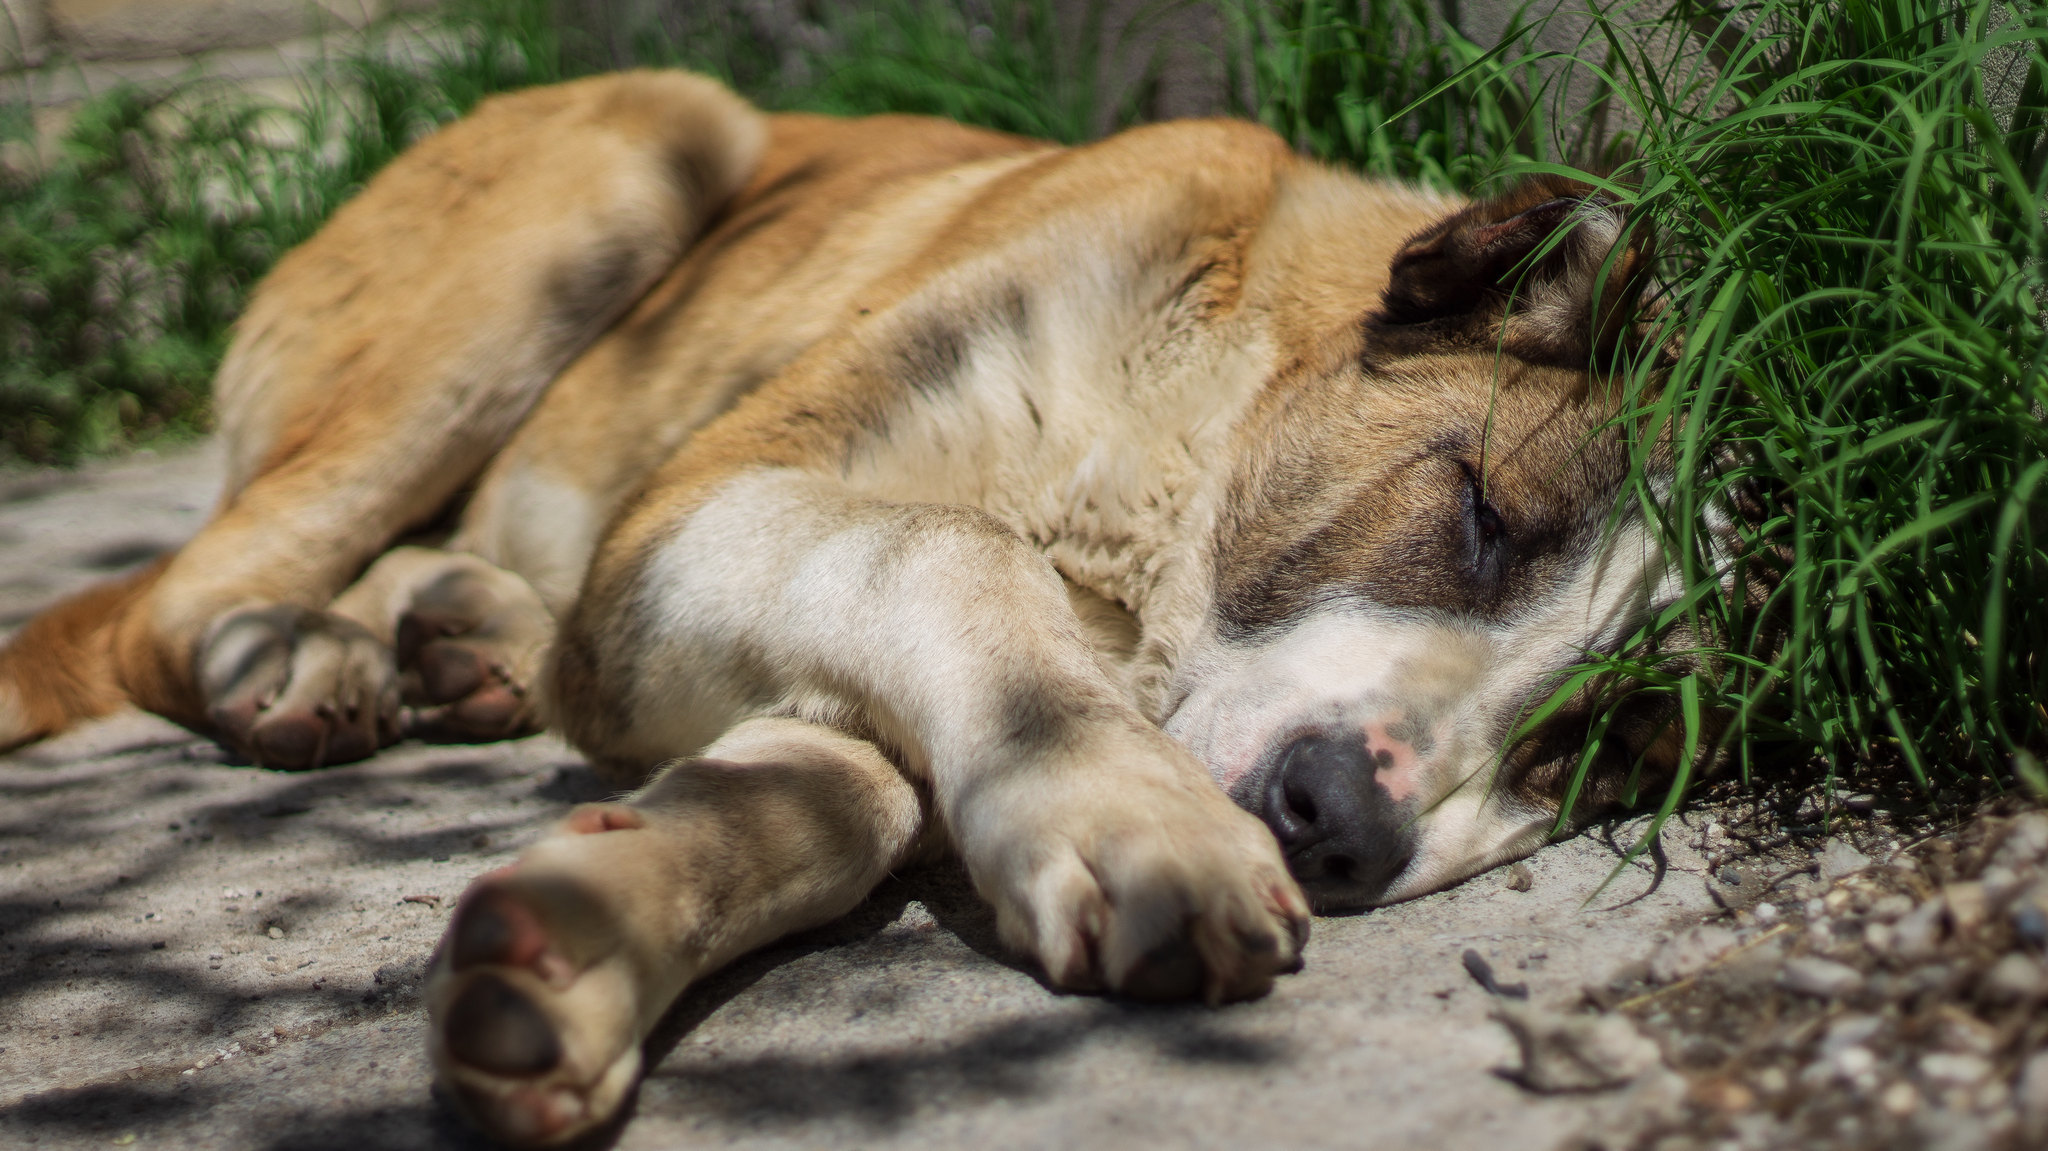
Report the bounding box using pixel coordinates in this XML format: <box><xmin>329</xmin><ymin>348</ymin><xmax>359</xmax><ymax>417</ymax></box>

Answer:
<box><xmin>1241</xmin><ymin>0</ymin><xmax>2048</xmax><ymax>812</ymax></box>
<box><xmin>1605</xmin><ymin>0</ymin><xmax>2048</xmax><ymax>803</ymax></box>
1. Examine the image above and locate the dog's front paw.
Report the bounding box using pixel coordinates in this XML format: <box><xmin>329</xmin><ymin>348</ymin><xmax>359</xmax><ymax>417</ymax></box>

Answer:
<box><xmin>198</xmin><ymin>605</ymin><xmax>401</xmax><ymax>768</ymax></box>
<box><xmin>428</xmin><ymin>806</ymin><xmax>650</xmax><ymax>1147</ymax></box>
<box><xmin>972</xmin><ymin>738</ymin><xmax>1311</xmax><ymax>1004</ymax></box>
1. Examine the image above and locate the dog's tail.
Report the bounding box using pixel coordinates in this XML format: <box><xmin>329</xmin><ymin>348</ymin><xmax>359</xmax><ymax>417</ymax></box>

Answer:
<box><xmin>0</xmin><ymin>558</ymin><xmax>167</xmax><ymax>752</ymax></box>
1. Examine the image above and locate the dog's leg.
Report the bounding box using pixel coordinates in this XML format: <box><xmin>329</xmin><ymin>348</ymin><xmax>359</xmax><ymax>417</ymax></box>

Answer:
<box><xmin>426</xmin><ymin>716</ymin><xmax>925</xmax><ymax>1147</ymax></box>
<box><xmin>325</xmin><ymin>547</ymin><xmax>553</xmax><ymax>743</ymax></box>
<box><xmin>103</xmin><ymin>72</ymin><xmax>764</xmax><ymax>767</ymax></box>
<box><xmin>557</xmin><ymin>470</ymin><xmax>1311</xmax><ymax>1005</ymax></box>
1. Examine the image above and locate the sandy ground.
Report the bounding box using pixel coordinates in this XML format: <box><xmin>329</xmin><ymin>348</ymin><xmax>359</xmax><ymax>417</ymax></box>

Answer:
<box><xmin>0</xmin><ymin>441</ymin><xmax>1743</xmax><ymax>1151</ymax></box>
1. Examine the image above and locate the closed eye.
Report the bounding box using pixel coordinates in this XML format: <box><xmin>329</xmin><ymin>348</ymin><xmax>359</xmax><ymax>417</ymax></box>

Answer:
<box><xmin>1459</xmin><ymin>461</ymin><xmax>1508</xmax><ymax>586</ymax></box>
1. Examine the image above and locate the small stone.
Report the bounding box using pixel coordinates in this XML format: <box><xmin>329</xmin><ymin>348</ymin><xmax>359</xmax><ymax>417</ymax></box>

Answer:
<box><xmin>1492</xmin><ymin>1002</ymin><xmax>1663</xmax><ymax>1092</ymax></box>
<box><xmin>2018</xmin><ymin>1050</ymin><xmax>2048</xmax><ymax>1138</ymax></box>
<box><xmin>266</xmin><ymin>926</ymin><xmax>284</xmax><ymax>940</ymax></box>
<box><xmin>1819</xmin><ymin>837</ymin><xmax>1873</xmax><ymax>883</ymax></box>
<box><xmin>1780</xmin><ymin>956</ymin><xmax>1865</xmax><ymax>999</ymax></box>
<box><xmin>1648</xmin><ymin>924</ymin><xmax>1740</xmax><ymax>984</ymax></box>
<box><xmin>1805</xmin><ymin>897</ymin><xmax>1827</xmax><ymax>919</ymax></box>
<box><xmin>1821</xmin><ymin>1013</ymin><xmax>1884</xmax><ymax>1054</ymax></box>
<box><xmin>1871</xmin><ymin>893</ymin><xmax>1916</xmax><ymax>921</ymax></box>
<box><xmin>1937</xmin><ymin>1009</ymin><xmax>1999</xmax><ymax>1056</ymax></box>
<box><xmin>1982</xmin><ymin>866</ymin><xmax>2024</xmax><ymax>905</ymax></box>
<box><xmin>1882</xmin><ymin>1080</ymin><xmax>1923</xmax><ymax>1117</ymax></box>
<box><xmin>1892</xmin><ymin>899</ymin><xmax>1947</xmax><ymax>959</ymax></box>
<box><xmin>1802</xmin><ymin>1042</ymin><xmax>1878</xmax><ymax>1089</ymax></box>
<box><xmin>1920</xmin><ymin>1052</ymin><xmax>1993</xmax><ymax>1089</ymax></box>
<box><xmin>1993</xmin><ymin>813</ymin><xmax>2048</xmax><ymax>871</ymax></box>
<box><xmin>1689</xmin><ymin>1076</ymin><xmax>1756</xmax><ymax>1112</ymax></box>
<box><xmin>1983</xmin><ymin>953</ymin><xmax>2046</xmax><ymax>1001</ymax></box>
<box><xmin>1754</xmin><ymin>902</ymin><xmax>1780</xmax><ymax>924</ymax></box>
<box><xmin>2010</xmin><ymin>882</ymin><xmax>2048</xmax><ymax>948</ymax></box>
<box><xmin>1504</xmin><ymin>862</ymin><xmax>1534</xmax><ymax>892</ymax></box>
<box><xmin>1946</xmin><ymin>882</ymin><xmax>1990</xmax><ymax>938</ymax></box>
<box><xmin>1864</xmin><ymin>922</ymin><xmax>1894</xmax><ymax>953</ymax></box>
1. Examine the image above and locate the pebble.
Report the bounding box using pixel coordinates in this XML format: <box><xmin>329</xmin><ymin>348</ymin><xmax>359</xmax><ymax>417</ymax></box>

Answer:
<box><xmin>2009</xmin><ymin>881</ymin><xmax>2048</xmax><ymax>948</ymax></box>
<box><xmin>1648</xmin><ymin>924</ymin><xmax>1740</xmax><ymax>984</ymax></box>
<box><xmin>1820</xmin><ymin>1013</ymin><xmax>1883</xmax><ymax>1054</ymax></box>
<box><xmin>1492</xmin><ymin>1002</ymin><xmax>1663</xmax><ymax>1092</ymax></box>
<box><xmin>1780</xmin><ymin>956</ymin><xmax>1865</xmax><ymax>999</ymax></box>
<box><xmin>1803</xmin><ymin>1043</ymin><xmax>1877</xmax><ymax>1089</ymax></box>
<box><xmin>1993</xmin><ymin>812</ymin><xmax>2048</xmax><ymax>871</ymax></box>
<box><xmin>1754</xmin><ymin>902</ymin><xmax>1779</xmax><ymax>924</ymax></box>
<box><xmin>1982</xmin><ymin>866</ymin><xmax>2023</xmax><ymax>904</ymax></box>
<box><xmin>1983</xmin><ymin>953</ymin><xmax>2045</xmax><ymax>1001</ymax></box>
<box><xmin>1890</xmin><ymin>899</ymin><xmax>1946</xmax><ymax>959</ymax></box>
<box><xmin>1946</xmin><ymin>882</ymin><xmax>1990</xmax><ymax>937</ymax></box>
<box><xmin>1819</xmin><ymin>837</ymin><xmax>1872</xmax><ymax>883</ymax></box>
<box><xmin>1920</xmin><ymin>1052</ymin><xmax>1993</xmax><ymax>1089</ymax></box>
<box><xmin>1870</xmin><ymin>893</ymin><xmax>1915</xmax><ymax>921</ymax></box>
<box><xmin>1882</xmin><ymin>1080</ymin><xmax>1922</xmax><ymax>1117</ymax></box>
<box><xmin>2018</xmin><ymin>1049</ymin><xmax>2048</xmax><ymax>1133</ymax></box>
<box><xmin>1939</xmin><ymin>1011</ymin><xmax>2000</xmax><ymax>1056</ymax></box>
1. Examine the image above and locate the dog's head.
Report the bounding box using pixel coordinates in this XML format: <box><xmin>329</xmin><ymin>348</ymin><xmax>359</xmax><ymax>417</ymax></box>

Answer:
<box><xmin>1167</xmin><ymin>174</ymin><xmax>1689</xmax><ymax>911</ymax></box>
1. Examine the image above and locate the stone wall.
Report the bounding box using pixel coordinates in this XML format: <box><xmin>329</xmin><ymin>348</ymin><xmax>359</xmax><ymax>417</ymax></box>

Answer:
<box><xmin>1</xmin><ymin>0</ymin><xmax>435</xmax><ymax>112</ymax></box>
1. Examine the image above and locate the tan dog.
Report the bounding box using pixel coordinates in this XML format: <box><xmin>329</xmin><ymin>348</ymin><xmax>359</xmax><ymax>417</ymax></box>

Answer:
<box><xmin>0</xmin><ymin>72</ymin><xmax>1685</xmax><ymax>1145</ymax></box>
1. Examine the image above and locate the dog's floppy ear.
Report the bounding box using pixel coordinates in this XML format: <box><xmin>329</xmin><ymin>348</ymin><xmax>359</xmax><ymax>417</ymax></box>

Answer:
<box><xmin>1372</xmin><ymin>174</ymin><xmax>1654</xmax><ymax>367</ymax></box>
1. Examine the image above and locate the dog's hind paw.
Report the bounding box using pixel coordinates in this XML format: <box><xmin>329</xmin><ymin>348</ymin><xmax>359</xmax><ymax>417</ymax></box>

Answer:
<box><xmin>978</xmin><ymin>743</ymin><xmax>1312</xmax><ymax>1005</ymax></box>
<box><xmin>198</xmin><ymin>605</ymin><xmax>401</xmax><ymax>768</ymax></box>
<box><xmin>428</xmin><ymin>811</ymin><xmax>648</xmax><ymax>1148</ymax></box>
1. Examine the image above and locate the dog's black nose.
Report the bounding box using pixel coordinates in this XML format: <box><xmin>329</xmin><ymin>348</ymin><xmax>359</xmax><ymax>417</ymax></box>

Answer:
<box><xmin>1260</xmin><ymin>733</ymin><xmax>1414</xmax><ymax>910</ymax></box>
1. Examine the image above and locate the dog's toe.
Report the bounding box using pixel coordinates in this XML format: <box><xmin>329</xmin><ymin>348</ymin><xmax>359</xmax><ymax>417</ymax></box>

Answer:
<box><xmin>444</xmin><ymin>974</ymin><xmax>563</xmax><ymax>1076</ymax></box>
<box><xmin>199</xmin><ymin>605</ymin><xmax>400</xmax><ymax>768</ymax></box>
<box><xmin>1119</xmin><ymin>933</ymin><xmax>1206</xmax><ymax>1002</ymax></box>
<box><xmin>429</xmin><ymin>871</ymin><xmax>643</xmax><ymax>1148</ymax></box>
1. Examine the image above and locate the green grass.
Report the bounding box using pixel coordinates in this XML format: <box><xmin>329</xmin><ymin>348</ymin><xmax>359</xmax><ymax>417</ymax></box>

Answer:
<box><xmin>1600</xmin><ymin>0</ymin><xmax>2048</xmax><ymax>807</ymax></box>
<box><xmin>1235</xmin><ymin>0</ymin><xmax>2048</xmax><ymax>818</ymax></box>
<box><xmin>4</xmin><ymin>0</ymin><xmax>2042</xmax><ymax>814</ymax></box>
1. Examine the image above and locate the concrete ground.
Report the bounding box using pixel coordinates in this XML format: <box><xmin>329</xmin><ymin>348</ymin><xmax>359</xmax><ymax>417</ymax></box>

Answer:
<box><xmin>0</xmin><ymin>442</ymin><xmax>1730</xmax><ymax>1151</ymax></box>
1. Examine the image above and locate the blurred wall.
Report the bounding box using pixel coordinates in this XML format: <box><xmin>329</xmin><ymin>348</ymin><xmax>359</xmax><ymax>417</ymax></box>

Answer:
<box><xmin>1</xmin><ymin>0</ymin><xmax>431</xmax><ymax>110</ymax></box>
<box><xmin>0</xmin><ymin>0</ymin><xmax>1622</xmax><ymax>148</ymax></box>
<box><xmin>551</xmin><ymin>0</ymin><xmax>1601</xmax><ymax>131</ymax></box>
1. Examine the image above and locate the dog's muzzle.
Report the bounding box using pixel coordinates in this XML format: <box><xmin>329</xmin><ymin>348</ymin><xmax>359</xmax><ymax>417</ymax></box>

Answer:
<box><xmin>1258</xmin><ymin>732</ymin><xmax>1415</xmax><ymax>910</ymax></box>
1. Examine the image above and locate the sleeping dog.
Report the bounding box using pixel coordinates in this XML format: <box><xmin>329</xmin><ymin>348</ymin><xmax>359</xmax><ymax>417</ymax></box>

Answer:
<box><xmin>0</xmin><ymin>72</ymin><xmax>1685</xmax><ymax>1145</ymax></box>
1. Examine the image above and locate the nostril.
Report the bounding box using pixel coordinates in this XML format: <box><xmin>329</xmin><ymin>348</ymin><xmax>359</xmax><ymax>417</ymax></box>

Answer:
<box><xmin>1283</xmin><ymin>775</ymin><xmax>1319</xmax><ymax>826</ymax></box>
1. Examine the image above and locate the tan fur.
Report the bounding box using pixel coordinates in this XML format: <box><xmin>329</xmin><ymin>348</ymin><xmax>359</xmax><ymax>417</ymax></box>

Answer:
<box><xmin>0</xmin><ymin>74</ymin><xmax>1679</xmax><ymax>1147</ymax></box>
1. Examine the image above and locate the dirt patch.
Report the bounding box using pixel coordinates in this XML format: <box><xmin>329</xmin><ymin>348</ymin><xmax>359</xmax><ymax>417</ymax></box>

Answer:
<box><xmin>1540</xmin><ymin>797</ymin><xmax>2048</xmax><ymax>1151</ymax></box>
